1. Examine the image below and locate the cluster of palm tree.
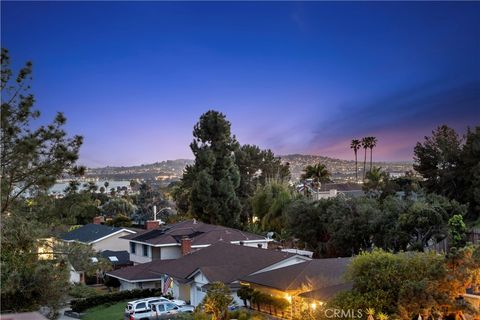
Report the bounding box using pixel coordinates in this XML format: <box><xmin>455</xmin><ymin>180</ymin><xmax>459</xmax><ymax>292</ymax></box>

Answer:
<box><xmin>350</xmin><ymin>136</ymin><xmax>378</xmax><ymax>182</ymax></box>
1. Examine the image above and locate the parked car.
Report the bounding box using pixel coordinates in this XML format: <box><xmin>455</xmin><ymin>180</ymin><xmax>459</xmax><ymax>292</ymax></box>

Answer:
<box><xmin>149</xmin><ymin>302</ymin><xmax>194</xmax><ymax>319</ymax></box>
<box><xmin>124</xmin><ymin>297</ymin><xmax>188</xmax><ymax>320</ymax></box>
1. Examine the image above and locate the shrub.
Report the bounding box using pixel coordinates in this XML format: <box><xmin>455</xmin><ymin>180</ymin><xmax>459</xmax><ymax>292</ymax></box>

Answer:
<box><xmin>68</xmin><ymin>284</ymin><xmax>99</xmax><ymax>299</ymax></box>
<box><xmin>70</xmin><ymin>288</ymin><xmax>164</xmax><ymax>312</ymax></box>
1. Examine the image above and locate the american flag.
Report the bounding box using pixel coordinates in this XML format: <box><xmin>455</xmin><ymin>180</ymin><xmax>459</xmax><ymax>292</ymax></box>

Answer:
<box><xmin>163</xmin><ymin>276</ymin><xmax>173</xmax><ymax>294</ymax></box>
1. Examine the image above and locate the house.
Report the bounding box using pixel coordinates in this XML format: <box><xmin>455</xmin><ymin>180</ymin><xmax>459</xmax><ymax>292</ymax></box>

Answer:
<box><xmin>240</xmin><ymin>258</ymin><xmax>351</xmax><ymax>315</ymax></box>
<box><xmin>122</xmin><ymin>220</ymin><xmax>272</xmax><ymax>264</ymax></box>
<box><xmin>106</xmin><ymin>241</ymin><xmax>311</xmax><ymax>306</ymax></box>
<box><xmin>61</xmin><ymin>221</ymin><xmax>136</xmax><ymax>252</ymax></box>
<box><xmin>100</xmin><ymin>250</ymin><xmax>133</xmax><ymax>269</ymax></box>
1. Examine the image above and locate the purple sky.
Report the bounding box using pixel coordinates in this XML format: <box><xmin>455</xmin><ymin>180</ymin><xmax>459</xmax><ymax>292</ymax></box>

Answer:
<box><xmin>2</xmin><ymin>1</ymin><xmax>479</xmax><ymax>167</ymax></box>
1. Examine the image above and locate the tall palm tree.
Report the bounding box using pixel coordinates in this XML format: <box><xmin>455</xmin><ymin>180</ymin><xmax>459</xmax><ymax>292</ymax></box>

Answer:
<box><xmin>350</xmin><ymin>139</ymin><xmax>361</xmax><ymax>182</ymax></box>
<box><xmin>368</xmin><ymin>136</ymin><xmax>377</xmax><ymax>171</ymax></box>
<box><xmin>361</xmin><ymin>137</ymin><xmax>369</xmax><ymax>180</ymax></box>
<box><xmin>301</xmin><ymin>163</ymin><xmax>332</xmax><ymax>190</ymax></box>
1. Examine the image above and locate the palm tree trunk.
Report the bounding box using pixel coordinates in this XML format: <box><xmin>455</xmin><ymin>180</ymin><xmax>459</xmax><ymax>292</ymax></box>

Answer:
<box><xmin>354</xmin><ymin>151</ymin><xmax>358</xmax><ymax>182</ymax></box>
<box><xmin>370</xmin><ymin>147</ymin><xmax>373</xmax><ymax>172</ymax></box>
<box><xmin>363</xmin><ymin>148</ymin><xmax>367</xmax><ymax>180</ymax></box>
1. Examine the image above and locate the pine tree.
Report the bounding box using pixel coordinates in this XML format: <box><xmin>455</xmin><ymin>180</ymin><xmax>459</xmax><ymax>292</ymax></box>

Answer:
<box><xmin>188</xmin><ymin>110</ymin><xmax>242</xmax><ymax>227</ymax></box>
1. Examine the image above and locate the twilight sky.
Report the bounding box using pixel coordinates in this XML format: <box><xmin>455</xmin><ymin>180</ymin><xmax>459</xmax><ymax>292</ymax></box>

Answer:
<box><xmin>2</xmin><ymin>1</ymin><xmax>479</xmax><ymax>167</ymax></box>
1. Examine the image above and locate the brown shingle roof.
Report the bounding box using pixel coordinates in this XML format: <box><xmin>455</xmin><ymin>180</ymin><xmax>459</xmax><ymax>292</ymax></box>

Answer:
<box><xmin>121</xmin><ymin>220</ymin><xmax>266</xmax><ymax>246</ymax></box>
<box><xmin>240</xmin><ymin>258</ymin><xmax>351</xmax><ymax>292</ymax></box>
<box><xmin>107</xmin><ymin>241</ymin><xmax>302</xmax><ymax>283</ymax></box>
<box><xmin>298</xmin><ymin>283</ymin><xmax>353</xmax><ymax>300</ymax></box>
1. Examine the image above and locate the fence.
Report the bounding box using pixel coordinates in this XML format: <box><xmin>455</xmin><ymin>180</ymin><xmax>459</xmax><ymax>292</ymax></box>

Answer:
<box><xmin>427</xmin><ymin>228</ymin><xmax>480</xmax><ymax>254</ymax></box>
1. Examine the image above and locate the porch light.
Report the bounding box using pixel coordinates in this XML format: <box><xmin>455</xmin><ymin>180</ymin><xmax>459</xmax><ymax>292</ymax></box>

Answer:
<box><xmin>285</xmin><ymin>295</ymin><xmax>292</xmax><ymax>303</ymax></box>
<box><xmin>310</xmin><ymin>302</ymin><xmax>316</xmax><ymax>310</ymax></box>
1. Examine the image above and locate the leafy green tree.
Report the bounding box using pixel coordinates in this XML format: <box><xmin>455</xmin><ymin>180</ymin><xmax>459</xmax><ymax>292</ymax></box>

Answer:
<box><xmin>186</xmin><ymin>110</ymin><xmax>242</xmax><ymax>227</ymax></box>
<box><xmin>235</xmin><ymin>144</ymin><xmax>290</xmax><ymax>224</ymax></box>
<box><xmin>392</xmin><ymin>171</ymin><xmax>421</xmax><ymax>200</ymax></box>
<box><xmin>459</xmin><ymin>126</ymin><xmax>480</xmax><ymax>220</ymax></box>
<box><xmin>0</xmin><ymin>49</ymin><xmax>94</xmax><ymax>317</ymax></box>
<box><xmin>1</xmin><ymin>48</ymin><xmax>84</xmax><ymax>214</ymax></box>
<box><xmin>135</xmin><ymin>181</ymin><xmax>169</xmax><ymax>221</ymax></box>
<box><xmin>398</xmin><ymin>194</ymin><xmax>466</xmax><ymax>251</ymax></box>
<box><xmin>284</xmin><ymin>198</ymin><xmax>331</xmax><ymax>256</ymax></box>
<box><xmin>413</xmin><ymin>125</ymin><xmax>463</xmax><ymax>201</ymax></box>
<box><xmin>200</xmin><ymin>282</ymin><xmax>233</xmax><ymax>320</ymax></box>
<box><xmin>448</xmin><ymin>214</ymin><xmax>467</xmax><ymax>248</ymax></box>
<box><xmin>329</xmin><ymin>247</ymin><xmax>480</xmax><ymax>319</ymax></box>
<box><xmin>370</xmin><ymin>196</ymin><xmax>410</xmax><ymax>251</ymax></box>
<box><xmin>106</xmin><ymin>214</ymin><xmax>133</xmax><ymax>227</ymax></box>
<box><xmin>251</xmin><ymin>180</ymin><xmax>293</xmax><ymax>233</ymax></box>
<box><xmin>0</xmin><ymin>213</ymin><xmax>69</xmax><ymax>317</ymax></box>
<box><xmin>101</xmin><ymin>197</ymin><xmax>136</xmax><ymax>217</ymax></box>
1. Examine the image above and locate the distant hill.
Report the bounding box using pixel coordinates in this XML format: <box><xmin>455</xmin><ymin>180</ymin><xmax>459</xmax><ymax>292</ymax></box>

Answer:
<box><xmin>279</xmin><ymin>154</ymin><xmax>413</xmax><ymax>181</ymax></box>
<box><xmin>84</xmin><ymin>155</ymin><xmax>413</xmax><ymax>182</ymax></box>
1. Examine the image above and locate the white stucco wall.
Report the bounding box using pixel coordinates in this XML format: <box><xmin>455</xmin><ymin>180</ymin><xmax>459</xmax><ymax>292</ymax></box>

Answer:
<box><xmin>130</xmin><ymin>243</ymin><xmax>153</xmax><ymax>264</ymax></box>
<box><xmin>161</xmin><ymin>246</ymin><xmax>182</xmax><ymax>259</ymax></box>
<box><xmin>69</xmin><ymin>270</ymin><xmax>81</xmax><ymax>284</ymax></box>
<box><xmin>119</xmin><ymin>280</ymin><xmax>140</xmax><ymax>291</ymax></box>
<box><xmin>91</xmin><ymin>230</ymin><xmax>133</xmax><ymax>252</ymax></box>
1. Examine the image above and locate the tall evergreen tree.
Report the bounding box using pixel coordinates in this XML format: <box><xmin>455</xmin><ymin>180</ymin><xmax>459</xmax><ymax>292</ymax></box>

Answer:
<box><xmin>235</xmin><ymin>144</ymin><xmax>289</xmax><ymax>224</ymax></box>
<box><xmin>187</xmin><ymin>110</ymin><xmax>242</xmax><ymax>227</ymax></box>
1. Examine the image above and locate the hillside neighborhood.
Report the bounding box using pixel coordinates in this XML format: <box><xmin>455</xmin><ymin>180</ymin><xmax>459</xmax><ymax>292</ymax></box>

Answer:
<box><xmin>2</xmin><ymin>1</ymin><xmax>480</xmax><ymax>320</ymax></box>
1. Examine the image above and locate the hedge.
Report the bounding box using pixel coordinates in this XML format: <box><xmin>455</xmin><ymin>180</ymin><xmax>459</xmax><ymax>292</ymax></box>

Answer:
<box><xmin>70</xmin><ymin>288</ymin><xmax>172</xmax><ymax>312</ymax></box>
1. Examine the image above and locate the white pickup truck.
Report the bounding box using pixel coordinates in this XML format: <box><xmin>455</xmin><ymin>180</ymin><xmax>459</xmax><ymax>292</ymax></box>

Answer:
<box><xmin>124</xmin><ymin>298</ymin><xmax>193</xmax><ymax>320</ymax></box>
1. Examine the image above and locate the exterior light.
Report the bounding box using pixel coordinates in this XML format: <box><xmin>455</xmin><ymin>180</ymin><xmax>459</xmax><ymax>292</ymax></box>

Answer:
<box><xmin>311</xmin><ymin>302</ymin><xmax>316</xmax><ymax>310</ymax></box>
<box><xmin>285</xmin><ymin>295</ymin><xmax>292</xmax><ymax>303</ymax></box>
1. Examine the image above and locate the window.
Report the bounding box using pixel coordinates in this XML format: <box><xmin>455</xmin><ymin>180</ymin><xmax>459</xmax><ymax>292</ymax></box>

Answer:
<box><xmin>166</xmin><ymin>303</ymin><xmax>177</xmax><ymax>311</ymax></box>
<box><xmin>130</xmin><ymin>242</ymin><xmax>136</xmax><ymax>254</ymax></box>
<box><xmin>156</xmin><ymin>304</ymin><xmax>165</xmax><ymax>312</ymax></box>
<box><xmin>135</xmin><ymin>302</ymin><xmax>146</xmax><ymax>311</ymax></box>
<box><xmin>143</xmin><ymin>244</ymin><xmax>148</xmax><ymax>257</ymax></box>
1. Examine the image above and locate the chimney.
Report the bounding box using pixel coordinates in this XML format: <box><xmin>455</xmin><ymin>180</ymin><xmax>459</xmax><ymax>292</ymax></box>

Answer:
<box><xmin>145</xmin><ymin>220</ymin><xmax>159</xmax><ymax>230</ymax></box>
<box><xmin>93</xmin><ymin>216</ymin><xmax>104</xmax><ymax>225</ymax></box>
<box><xmin>181</xmin><ymin>236</ymin><xmax>192</xmax><ymax>256</ymax></box>
<box><xmin>153</xmin><ymin>205</ymin><xmax>157</xmax><ymax>221</ymax></box>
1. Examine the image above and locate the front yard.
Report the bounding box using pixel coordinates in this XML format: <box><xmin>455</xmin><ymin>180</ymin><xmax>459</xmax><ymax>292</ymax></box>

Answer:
<box><xmin>82</xmin><ymin>300</ymin><xmax>127</xmax><ymax>320</ymax></box>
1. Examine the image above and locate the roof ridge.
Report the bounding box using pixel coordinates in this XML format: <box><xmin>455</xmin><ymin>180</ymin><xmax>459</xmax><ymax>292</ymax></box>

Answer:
<box><xmin>285</xmin><ymin>261</ymin><xmax>312</xmax><ymax>291</ymax></box>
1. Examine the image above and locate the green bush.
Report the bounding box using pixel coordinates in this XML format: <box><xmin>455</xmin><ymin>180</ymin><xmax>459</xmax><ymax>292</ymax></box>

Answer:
<box><xmin>69</xmin><ymin>284</ymin><xmax>100</xmax><ymax>299</ymax></box>
<box><xmin>70</xmin><ymin>288</ymin><xmax>164</xmax><ymax>312</ymax></box>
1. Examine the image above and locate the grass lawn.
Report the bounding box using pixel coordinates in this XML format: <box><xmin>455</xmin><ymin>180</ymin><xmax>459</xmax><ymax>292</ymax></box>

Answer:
<box><xmin>82</xmin><ymin>300</ymin><xmax>127</xmax><ymax>320</ymax></box>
